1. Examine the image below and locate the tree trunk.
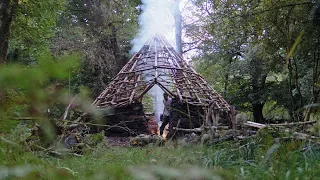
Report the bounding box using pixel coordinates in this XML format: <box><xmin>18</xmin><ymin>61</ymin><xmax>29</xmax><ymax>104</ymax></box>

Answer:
<box><xmin>287</xmin><ymin>58</ymin><xmax>296</xmax><ymax>121</ymax></box>
<box><xmin>174</xmin><ymin>0</ymin><xmax>182</xmax><ymax>55</ymax></box>
<box><xmin>223</xmin><ymin>56</ymin><xmax>233</xmax><ymax>97</ymax></box>
<box><xmin>0</xmin><ymin>0</ymin><xmax>18</xmax><ymax>64</ymax></box>
<box><xmin>108</xmin><ymin>22</ymin><xmax>125</xmax><ymax>74</ymax></box>
<box><xmin>250</xmin><ymin>72</ymin><xmax>267</xmax><ymax>124</ymax></box>
<box><xmin>0</xmin><ymin>0</ymin><xmax>17</xmax><ymax>106</ymax></box>
<box><xmin>252</xmin><ymin>103</ymin><xmax>265</xmax><ymax>123</ymax></box>
<box><xmin>292</xmin><ymin>58</ymin><xmax>303</xmax><ymax>109</ymax></box>
<box><xmin>0</xmin><ymin>0</ymin><xmax>12</xmax><ymax>64</ymax></box>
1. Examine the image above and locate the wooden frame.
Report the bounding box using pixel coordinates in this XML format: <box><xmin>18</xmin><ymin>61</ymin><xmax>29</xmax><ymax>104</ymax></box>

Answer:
<box><xmin>91</xmin><ymin>35</ymin><xmax>232</xmax><ymax>121</ymax></box>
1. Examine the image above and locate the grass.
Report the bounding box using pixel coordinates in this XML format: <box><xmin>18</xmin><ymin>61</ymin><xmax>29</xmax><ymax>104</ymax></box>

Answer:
<box><xmin>1</xmin><ymin>127</ymin><xmax>320</xmax><ymax>180</ymax></box>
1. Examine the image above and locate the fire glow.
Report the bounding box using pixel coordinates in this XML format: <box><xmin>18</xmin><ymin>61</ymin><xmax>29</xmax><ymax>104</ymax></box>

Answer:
<box><xmin>147</xmin><ymin>116</ymin><xmax>168</xmax><ymax>139</ymax></box>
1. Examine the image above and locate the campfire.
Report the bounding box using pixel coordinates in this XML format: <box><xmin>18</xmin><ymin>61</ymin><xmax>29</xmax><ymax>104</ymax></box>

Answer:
<box><xmin>147</xmin><ymin>116</ymin><xmax>159</xmax><ymax>135</ymax></box>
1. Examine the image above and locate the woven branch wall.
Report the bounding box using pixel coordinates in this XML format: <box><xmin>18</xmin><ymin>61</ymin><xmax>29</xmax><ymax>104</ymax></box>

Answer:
<box><xmin>91</xmin><ymin>35</ymin><xmax>231</xmax><ymax>114</ymax></box>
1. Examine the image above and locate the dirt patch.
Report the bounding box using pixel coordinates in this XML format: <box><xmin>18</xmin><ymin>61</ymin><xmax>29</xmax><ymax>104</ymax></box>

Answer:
<box><xmin>105</xmin><ymin>137</ymin><xmax>130</xmax><ymax>147</ymax></box>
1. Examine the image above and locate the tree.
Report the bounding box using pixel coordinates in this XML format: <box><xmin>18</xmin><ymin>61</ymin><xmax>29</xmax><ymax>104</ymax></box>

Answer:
<box><xmin>51</xmin><ymin>0</ymin><xmax>140</xmax><ymax>97</ymax></box>
<box><xmin>186</xmin><ymin>0</ymin><xmax>317</xmax><ymax>122</ymax></box>
<box><xmin>8</xmin><ymin>0</ymin><xmax>66</xmax><ymax>63</ymax></box>
<box><xmin>0</xmin><ymin>0</ymin><xmax>18</xmax><ymax>64</ymax></box>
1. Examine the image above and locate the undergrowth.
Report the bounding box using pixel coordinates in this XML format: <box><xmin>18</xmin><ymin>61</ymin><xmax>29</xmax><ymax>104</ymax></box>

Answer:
<box><xmin>1</xmin><ymin>126</ymin><xmax>320</xmax><ymax>180</ymax></box>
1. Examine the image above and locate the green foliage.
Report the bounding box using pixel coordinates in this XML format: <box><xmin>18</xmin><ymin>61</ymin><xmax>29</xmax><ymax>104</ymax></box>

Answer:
<box><xmin>310</xmin><ymin>120</ymin><xmax>320</xmax><ymax>137</ymax></box>
<box><xmin>85</xmin><ymin>132</ymin><xmax>104</xmax><ymax>147</ymax></box>
<box><xmin>8</xmin><ymin>0</ymin><xmax>66</xmax><ymax>62</ymax></box>
<box><xmin>1</xmin><ymin>0</ymin><xmax>320</xmax><ymax>179</ymax></box>
<box><xmin>1</xmin><ymin>124</ymin><xmax>320</xmax><ymax>179</ymax></box>
<box><xmin>0</xmin><ymin>52</ymin><xmax>81</xmax><ymax>134</ymax></box>
<box><xmin>263</xmin><ymin>100</ymin><xmax>290</xmax><ymax>120</ymax></box>
<box><xmin>142</xmin><ymin>93</ymin><xmax>154</xmax><ymax>113</ymax></box>
<box><xmin>188</xmin><ymin>0</ymin><xmax>320</xmax><ymax>121</ymax></box>
<box><xmin>51</xmin><ymin>0</ymin><xmax>141</xmax><ymax>97</ymax></box>
<box><xmin>0</xmin><ymin>52</ymin><xmax>80</xmax><ymax>93</ymax></box>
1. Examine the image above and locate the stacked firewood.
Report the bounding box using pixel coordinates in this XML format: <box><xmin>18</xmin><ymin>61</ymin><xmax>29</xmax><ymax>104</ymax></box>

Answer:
<box><xmin>169</xmin><ymin>98</ymin><xmax>204</xmax><ymax>129</ymax></box>
<box><xmin>100</xmin><ymin>102</ymin><xmax>156</xmax><ymax>136</ymax></box>
<box><xmin>103</xmin><ymin>116</ymin><xmax>148</xmax><ymax>137</ymax></box>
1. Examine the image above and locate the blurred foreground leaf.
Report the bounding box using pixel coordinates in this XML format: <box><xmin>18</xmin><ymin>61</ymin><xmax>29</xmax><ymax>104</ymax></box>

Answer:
<box><xmin>127</xmin><ymin>165</ymin><xmax>234</xmax><ymax>180</ymax></box>
<box><xmin>0</xmin><ymin>166</ymin><xmax>35</xmax><ymax>180</ymax></box>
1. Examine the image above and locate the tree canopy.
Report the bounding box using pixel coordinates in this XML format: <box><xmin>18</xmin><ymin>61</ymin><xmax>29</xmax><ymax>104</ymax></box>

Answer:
<box><xmin>184</xmin><ymin>0</ymin><xmax>319</xmax><ymax>122</ymax></box>
<box><xmin>1</xmin><ymin>1</ymin><xmax>320</xmax><ymax>179</ymax></box>
<box><xmin>1</xmin><ymin>0</ymin><xmax>320</xmax><ymax>128</ymax></box>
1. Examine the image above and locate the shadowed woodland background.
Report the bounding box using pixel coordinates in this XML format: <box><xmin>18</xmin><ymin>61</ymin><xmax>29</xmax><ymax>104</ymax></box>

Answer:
<box><xmin>1</xmin><ymin>0</ymin><xmax>320</xmax><ymax>179</ymax></box>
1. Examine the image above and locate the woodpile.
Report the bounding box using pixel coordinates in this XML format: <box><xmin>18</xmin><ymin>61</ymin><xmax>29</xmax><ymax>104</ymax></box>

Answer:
<box><xmin>163</xmin><ymin>119</ymin><xmax>320</xmax><ymax>146</ymax></box>
<box><xmin>163</xmin><ymin>97</ymin><xmax>235</xmax><ymax>139</ymax></box>
<box><xmin>170</xmin><ymin>98</ymin><xmax>204</xmax><ymax>127</ymax></box>
<box><xmin>100</xmin><ymin>103</ymin><xmax>150</xmax><ymax>136</ymax></box>
<box><xmin>243</xmin><ymin>120</ymin><xmax>320</xmax><ymax>140</ymax></box>
<box><xmin>83</xmin><ymin>102</ymin><xmax>160</xmax><ymax>137</ymax></box>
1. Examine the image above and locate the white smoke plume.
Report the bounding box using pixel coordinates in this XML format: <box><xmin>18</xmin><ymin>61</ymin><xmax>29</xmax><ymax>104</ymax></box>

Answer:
<box><xmin>131</xmin><ymin>0</ymin><xmax>175</xmax><ymax>53</ymax></box>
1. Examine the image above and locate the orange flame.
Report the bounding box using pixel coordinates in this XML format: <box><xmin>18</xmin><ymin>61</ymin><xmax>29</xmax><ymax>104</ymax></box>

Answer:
<box><xmin>157</xmin><ymin>124</ymin><xmax>169</xmax><ymax>139</ymax></box>
<box><xmin>163</xmin><ymin>128</ymin><xmax>168</xmax><ymax>139</ymax></box>
<box><xmin>148</xmin><ymin>116</ymin><xmax>159</xmax><ymax>135</ymax></box>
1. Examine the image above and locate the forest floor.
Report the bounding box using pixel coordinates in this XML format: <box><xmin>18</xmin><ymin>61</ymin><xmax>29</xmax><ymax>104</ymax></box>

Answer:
<box><xmin>1</xmin><ymin>127</ymin><xmax>320</xmax><ymax>179</ymax></box>
<box><xmin>105</xmin><ymin>137</ymin><xmax>131</xmax><ymax>147</ymax></box>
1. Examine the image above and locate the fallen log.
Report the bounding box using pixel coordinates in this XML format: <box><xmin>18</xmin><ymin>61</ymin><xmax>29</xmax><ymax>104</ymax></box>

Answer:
<box><xmin>285</xmin><ymin>130</ymin><xmax>320</xmax><ymax>140</ymax></box>
<box><xmin>172</xmin><ymin>125</ymin><xmax>230</xmax><ymax>132</ymax></box>
<box><xmin>268</xmin><ymin>121</ymin><xmax>316</xmax><ymax>127</ymax></box>
<box><xmin>244</xmin><ymin>121</ymin><xmax>320</xmax><ymax>140</ymax></box>
<box><xmin>130</xmin><ymin>134</ymin><xmax>164</xmax><ymax>146</ymax></box>
<box><xmin>172</xmin><ymin>127</ymin><xmax>202</xmax><ymax>132</ymax></box>
<box><xmin>244</xmin><ymin>121</ymin><xmax>316</xmax><ymax>129</ymax></box>
<box><xmin>11</xmin><ymin>117</ymin><xmax>41</xmax><ymax>120</ymax></box>
<box><xmin>244</xmin><ymin>121</ymin><xmax>266</xmax><ymax>129</ymax></box>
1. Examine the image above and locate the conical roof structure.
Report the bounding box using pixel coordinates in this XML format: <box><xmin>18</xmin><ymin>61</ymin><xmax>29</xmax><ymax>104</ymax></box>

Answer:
<box><xmin>92</xmin><ymin>35</ymin><xmax>231</xmax><ymax>113</ymax></box>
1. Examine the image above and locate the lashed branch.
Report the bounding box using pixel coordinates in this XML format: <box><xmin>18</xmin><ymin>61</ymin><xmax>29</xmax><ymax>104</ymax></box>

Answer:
<box><xmin>91</xmin><ymin>35</ymin><xmax>231</xmax><ymax>118</ymax></box>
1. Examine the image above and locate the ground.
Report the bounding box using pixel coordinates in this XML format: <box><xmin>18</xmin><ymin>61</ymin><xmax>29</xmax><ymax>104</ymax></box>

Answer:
<box><xmin>105</xmin><ymin>137</ymin><xmax>130</xmax><ymax>147</ymax></box>
<box><xmin>1</xmin><ymin>130</ymin><xmax>320</xmax><ymax>180</ymax></box>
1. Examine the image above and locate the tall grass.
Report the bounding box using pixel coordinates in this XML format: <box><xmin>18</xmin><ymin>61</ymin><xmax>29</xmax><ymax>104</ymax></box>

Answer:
<box><xmin>1</xmin><ymin>125</ymin><xmax>320</xmax><ymax>179</ymax></box>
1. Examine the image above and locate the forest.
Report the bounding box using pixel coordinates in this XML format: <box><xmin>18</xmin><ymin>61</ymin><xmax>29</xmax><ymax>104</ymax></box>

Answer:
<box><xmin>1</xmin><ymin>0</ymin><xmax>320</xmax><ymax>179</ymax></box>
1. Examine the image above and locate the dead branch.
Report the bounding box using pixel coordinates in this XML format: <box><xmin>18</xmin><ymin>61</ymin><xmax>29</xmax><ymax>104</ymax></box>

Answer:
<box><xmin>172</xmin><ymin>125</ymin><xmax>229</xmax><ymax>132</ymax></box>
<box><xmin>62</xmin><ymin>94</ymin><xmax>79</xmax><ymax>120</ymax></box>
<box><xmin>244</xmin><ymin>121</ymin><xmax>266</xmax><ymax>129</ymax></box>
<box><xmin>268</xmin><ymin>121</ymin><xmax>316</xmax><ymax>127</ymax></box>
<box><xmin>245</xmin><ymin>120</ymin><xmax>316</xmax><ymax>129</ymax></box>
<box><xmin>60</xmin><ymin>120</ymin><xmax>133</xmax><ymax>133</ymax></box>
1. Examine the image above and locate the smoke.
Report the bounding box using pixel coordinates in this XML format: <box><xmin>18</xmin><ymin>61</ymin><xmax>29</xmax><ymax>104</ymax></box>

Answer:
<box><xmin>174</xmin><ymin>0</ymin><xmax>182</xmax><ymax>54</ymax></box>
<box><xmin>131</xmin><ymin>0</ymin><xmax>186</xmax><ymax>123</ymax></box>
<box><xmin>130</xmin><ymin>0</ymin><xmax>175</xmax><ymax>53</ymax></box>
<box><xmin>149</xmin><ymin>85</ymin><xmax>164</xmax><ymax>123</ymax></box>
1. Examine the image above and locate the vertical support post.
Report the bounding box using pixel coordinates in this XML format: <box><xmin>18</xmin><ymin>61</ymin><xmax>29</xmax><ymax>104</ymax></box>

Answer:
<box><xmin>230</xmin><ymin>106</ymin><xmax>237</xmax><ymax>139</ymax></box>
